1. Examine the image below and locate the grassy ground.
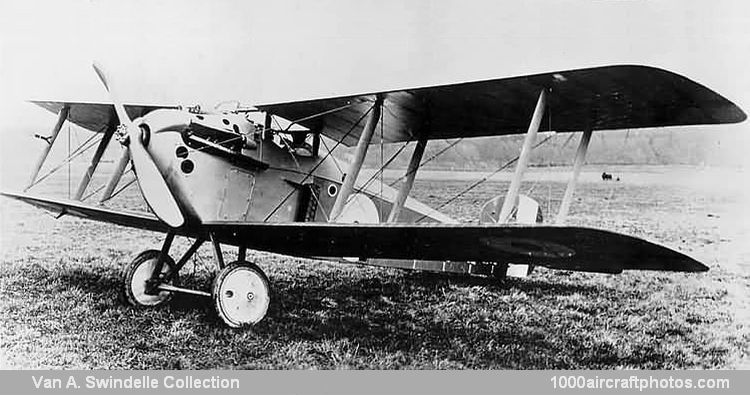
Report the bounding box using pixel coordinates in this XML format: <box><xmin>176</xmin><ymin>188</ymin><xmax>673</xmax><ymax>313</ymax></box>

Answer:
<box><xmin>1</xmin><ymin>170</ymin><xmax>749</xmax><ymax>369</ymax></box>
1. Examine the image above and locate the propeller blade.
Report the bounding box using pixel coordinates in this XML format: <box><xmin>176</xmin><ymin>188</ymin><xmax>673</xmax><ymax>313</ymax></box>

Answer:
<box><xmin>92</xmin><ymin>63</ymin><xmax>185</xmax><ymax>228</ymax></box>
<box><xmin>92</xmin><ymin>62</ymin><xmax>130</xmax><ymax>126</ymax></box>
<box><xmin>127</xmin><ymin>131</ymin><xmax>185</xmax><ymax>228</ymax></box>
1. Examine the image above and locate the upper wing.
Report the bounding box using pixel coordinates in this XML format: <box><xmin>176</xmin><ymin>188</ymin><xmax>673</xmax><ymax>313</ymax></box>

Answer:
<box><xmin>256</xmin><ymin>65</ymin><xmax>747</xmax><ymax>146</ymax></box>
<box><xmin>31</xmin><ymin>101</ymin><xmax>179</xmax><ymax>132</ymax></box>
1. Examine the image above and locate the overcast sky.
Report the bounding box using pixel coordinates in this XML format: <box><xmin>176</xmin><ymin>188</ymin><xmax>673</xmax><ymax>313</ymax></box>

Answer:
<box><xmin>0</xmin><ymin>0</ymin><xmax>748</xmax><ymax>157</ymax></box>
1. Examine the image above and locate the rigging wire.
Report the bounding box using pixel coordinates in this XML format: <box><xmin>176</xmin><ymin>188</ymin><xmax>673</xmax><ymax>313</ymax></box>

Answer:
<box><xmin>273</xmin><ymin>125</ymin><xmax>332</xmax><ymax>222</ymax></box>
<box><xmin>80</xmin><ymin>182</ymin><xmax>107</xmax><ymax>202</ymax></box>
<box><xmin>262</xmin><ymin>106</ymin><xmax>375</xmax><ymax>222</ymax></box>
<box><xmin>273</xmin><ymin>116</ymin><xmax>303</xmax><ymax>169</ymax></box>
<box><xmin>523</xmin><ymin>132</ymin><xmax>577</xmax><ymax>197</ymax></box>
<box><xmin>341</xmin><ymin>103</ymin><xmax>411</xmax><ymax>213</ymax></box>
<box><xmin>34</xmin><ymin>101</ymin><xmax>362</xmax><ymax>205</ymax></box>
<box><xmin>386</xmin><ymin>138</ymin><xmax>463</xmax><ymax>188</ymax></box>
<box><xmin>185</xmin><ymin>99</ymin><xmax>358</xmax><ymax>155</ymax></box>
<box><xmin>414</xmin><ymin>133</ymin><xmax>558</xmax><ymax>223</ymax></box>
<box><xmin>318</xmin><ymin>136</ymin><xmax>346</xmax><ymax>176</ymax></box>
<box><xmin>272</xmin><ymin>101</ymin><xmax>361</xmax><ymax>134</ymax></box>
<box><xmin>81</xmin><ymin>151</ymin><xmax>134</xmax><ymax>204</ymax></box>
<box><xmin>29</xmin><ymin>132</ymin><xmax>102</xmax><ymax>190</ymax></box>
<box><xmin>357</xmin><ymin>139</ymin><xmax>411</xmax><ymax>195</ymax></box>
<box><xmin>101</xmin><ymin>167</ymin><xmax>136</xmax><ymax>203</ymax></box>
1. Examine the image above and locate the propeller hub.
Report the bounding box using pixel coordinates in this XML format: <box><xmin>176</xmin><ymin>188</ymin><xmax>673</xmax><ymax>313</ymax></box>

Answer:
<box><xmin>114</xmin><ymin>125</ymin><xmax>130</xmax><ymax>145</ymax></box>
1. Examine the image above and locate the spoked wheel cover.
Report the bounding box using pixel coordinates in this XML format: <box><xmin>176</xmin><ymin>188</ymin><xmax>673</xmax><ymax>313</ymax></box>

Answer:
<box><xmin>122</xmin><ymin>250</ymin><xmax>177</xmax><ymax>307</ymax></box>
<box><xmin>213</xmin><ymin>261</ymin><xmax>270</xmax><ymax>328</ymax></box>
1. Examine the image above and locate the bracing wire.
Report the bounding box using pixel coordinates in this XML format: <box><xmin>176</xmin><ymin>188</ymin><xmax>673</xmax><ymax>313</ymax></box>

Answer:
<box><xmin>387</xmin><ymin>138</ymin><xmax>463</xmax><ymax>188</ymax></box>
<box><xmin>274</xmin><ymin>126</ymin><xmax>332</xmax><ymax>222</ymax></box>
<box><xmin>523</xmin><ymin>132</ymin><xmax>577</xmax><ymax>197</ymax></box>
<box><xmin>29</xmin><ymin>132</ymin><xmax>102</xmax><ymax>190</ymax></box>
<box><xmin>414</xmin><ymin>133</ymin><xmax>558</xmax><ymax>223</ymax></box>
<box><xmin>193</xmin><ymin>100</ymin><xmax>359</xmax><ymax>156</ymax></box>
<box><xmin>262</xmin><ymin>106</ymin><xmax>374</xmax><ymax>222</ymax></box>
<box><xmin>273</xmin><ymin>101</ymin><xmax>361</xmax><ymax>134</ymax></box>
<box><xmin>318</xmin><ymin>137</ymin><xmax>346</xmax><ymax>176</ymax></box>
<box><xmin>81</xmin><ymin>182</ymin><xmax>108</xmax><ymax>202</ymax></box>
<box><xmin>357</xmin><ymin>140</ymin><xmax>411</xmax><ymax>194</ymax></box>
<box><xmin>100</xmin><ymin>166</ymin><xmax>137</xmax><ymax>203</ymax></box>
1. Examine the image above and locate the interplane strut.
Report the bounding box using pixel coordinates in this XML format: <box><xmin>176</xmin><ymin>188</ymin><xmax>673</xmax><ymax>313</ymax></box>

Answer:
<box><xmin>26</xmin><ymin>104</ymin><xmax>70</xmax><ymax>191</ymax></box>
<box><xmin>74</xmin><ymin>123</ymin><xmax>116</xmax><ymax>200</ymax></box>
<box><xmin>329</xmin><ymin>96</ymin><xmax>384</xmax><ymax>221</ymax></box>
<box><xmin>555</xmin><ymin>128</ymin><xmax>593</xmax><ymax>224</ymax></box>
<box><xmin>387</xmin><ymin>130</ymin><xmax>428</xmax><ymax>223</ymax></box>
<box><xmin>497</xmin><ymin>89</ymin><xmax>547</xmax><ymax>223</ymax></box>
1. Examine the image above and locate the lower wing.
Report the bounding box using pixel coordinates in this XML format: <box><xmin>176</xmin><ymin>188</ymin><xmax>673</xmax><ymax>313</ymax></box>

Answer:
<box><xmin>3</xmin><ymin>191</ymin><xmax>707</xmax><ymax>274</ymax></box>
<box><xmin>204</xmin><ymin>222</ymin><xmax>707</xmax><ymax>273</ymax></box>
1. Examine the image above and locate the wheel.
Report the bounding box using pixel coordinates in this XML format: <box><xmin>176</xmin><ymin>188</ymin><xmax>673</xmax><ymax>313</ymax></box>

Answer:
<box><xmin>212</xmin><ymin>261</ymin><xmax>270</xmax><ymax>328</ymax></box>
<box><xmin>120</xmin><ymin>249</ymin><xmax>179</xmax><ymax>307</ymax></box>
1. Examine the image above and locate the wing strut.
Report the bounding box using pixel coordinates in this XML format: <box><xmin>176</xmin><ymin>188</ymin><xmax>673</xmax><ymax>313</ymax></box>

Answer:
<box><xmin>555</xmin><ymin>128</ymin><xmax>593</xmax><ymax>223</ymax></box>
<box><xmin>329</xmin><ymin>96</ymin><xmax>383</xmax><ymax>221</ymax></box>
<box><xmin>74</xmin><ymin>123</ymin><xmax>116</xmax><ymax>200</ymax></box>
<box><xmin>497</xmin><ymin>89</ymin><xmax>547</xmax><ymax>223</ymax></box>
<box><xmin>387</xmin><ymin>129</ymin><xmax>429</xmax><ymax>222</ymax></box>
<box><xmin>99</xmin><ymin>147</ymin><xmax>131</xmax><ymax>203</ymax></box>
<box><xmin>25</xmin><ymin>104</ymin><xmax>70</xmax><ymax>191</ymax></box>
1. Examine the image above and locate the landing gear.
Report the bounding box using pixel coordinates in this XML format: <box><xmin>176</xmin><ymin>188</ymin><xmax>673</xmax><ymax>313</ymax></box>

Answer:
<box><xmin>212</xmin><ymin>261</ymin><xmax>270</xmax><ymax>328</ymax></box>
<box><xmin>120</xmin><ymin>249</ymin><xmax>178</xmax><ymax>307</ymax></box>
<box><xmin>119</xmin><ymin>232</ymin><xmax>271</xmax><ymax>327</ymax></box>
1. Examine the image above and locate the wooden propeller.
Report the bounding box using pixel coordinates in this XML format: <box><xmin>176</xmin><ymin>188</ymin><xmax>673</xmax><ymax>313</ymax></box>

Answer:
<box><xmin>92</xmin><ymin>62</ymin><xmax>185</xmax><ymax>228</ymax></box>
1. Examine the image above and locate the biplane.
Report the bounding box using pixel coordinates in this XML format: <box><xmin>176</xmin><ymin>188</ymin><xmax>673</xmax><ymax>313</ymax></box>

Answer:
<box><xmin>2</xmin><ymin>64</ymin><xmax>745</xmax><ymax>327</ymax></box>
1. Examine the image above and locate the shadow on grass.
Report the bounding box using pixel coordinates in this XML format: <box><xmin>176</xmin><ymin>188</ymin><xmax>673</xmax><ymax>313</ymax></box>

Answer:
<box><xmin>251</xmin><ymin>271</ymin><xmax>647</xmax><ymax>368</ymax></box>
<box><xmin>9</xmin><ymin>262</ymin><xmax>720</xmax><ymax>369</ymax></box>
<box><xmin>54</xmin><ymin>268</ymin><xmax>120</xmax><ymax>294</ymax></box>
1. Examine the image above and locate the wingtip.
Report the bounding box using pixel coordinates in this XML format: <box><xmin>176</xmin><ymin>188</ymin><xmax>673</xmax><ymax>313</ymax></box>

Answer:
<box><xmin>735</xmin><ymin>107</ymin><xmax>748</xmax><ymax>124</ymax></box>
<box><xmin>0</xmin><ymin>190</ymin><xmax>24</xmax><ymax>200</ymax></box>
<box><xmin>675</xmin><ymin>255</ymin><xmax>710</xmax><ymax>273</ymax></box>
<box><xmin>695</xmin><ymin>261</ymin><xmax>710</xmax><ymax>272</ymax></box>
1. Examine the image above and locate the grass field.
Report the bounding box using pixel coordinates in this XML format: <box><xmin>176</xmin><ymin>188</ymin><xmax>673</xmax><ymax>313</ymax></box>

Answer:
<box><xmin>1</xmin><ymin>167</ymin><xmax>749</xmax><ymax>369</ymax></box>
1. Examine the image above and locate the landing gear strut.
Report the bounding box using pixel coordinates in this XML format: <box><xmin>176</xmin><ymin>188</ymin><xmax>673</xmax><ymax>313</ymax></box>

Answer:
<box><xmin>119</xmin><ymin>232</ymin><xmax>270</xmax><ymax>327</ymax></box>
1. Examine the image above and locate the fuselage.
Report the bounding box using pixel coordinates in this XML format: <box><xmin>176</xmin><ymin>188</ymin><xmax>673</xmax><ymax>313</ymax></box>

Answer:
<box><xmin>136</xmin><ymin>109</ymin><xmax>451</xmax><ymax>227</ymax></box>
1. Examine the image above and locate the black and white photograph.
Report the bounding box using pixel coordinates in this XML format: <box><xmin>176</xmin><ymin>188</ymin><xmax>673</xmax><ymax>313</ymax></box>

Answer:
<box><xmin>1</xmin><ymin>0</ymin><xmax>749</xmax><ymax>377</ymax></box>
